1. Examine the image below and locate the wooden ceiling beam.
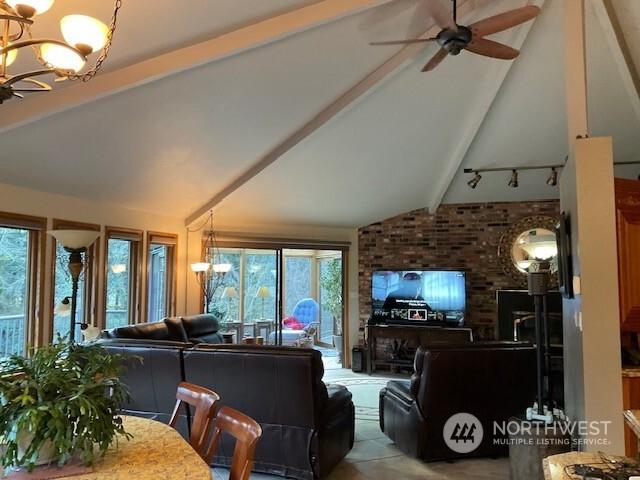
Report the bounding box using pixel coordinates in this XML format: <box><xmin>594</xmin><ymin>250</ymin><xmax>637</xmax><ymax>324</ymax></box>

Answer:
<box><xmin>0</xmin><ymin>0</ymin><xmax>395</xmax><ymax>134</ymax></box>
<box><xmin>427</xmin><ymin>0</ymin><xmax>545</xmax><ymax>213</ymax></box>
<box><xmin>592</xmin><ymin>0</ymin><xmax>640</xmax><ymax>124</ymax></box>
<box><xmin>185</xmin><ymin>0</ymin><xmax>482</xmax><ymax>226</ymax></box>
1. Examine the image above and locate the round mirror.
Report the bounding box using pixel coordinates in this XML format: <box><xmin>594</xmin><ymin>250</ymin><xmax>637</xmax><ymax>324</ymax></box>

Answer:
<box><xmin>498</xmin><ymin>215</ymin><xmax>559</xmax><ymax>288</ymax></box>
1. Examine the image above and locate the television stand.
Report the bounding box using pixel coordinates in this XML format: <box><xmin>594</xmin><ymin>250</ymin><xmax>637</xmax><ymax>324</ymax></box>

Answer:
<box><xmin>366</xmin><ymin>323</ymin><xmax>473</xmax><ymax>374</ymax></box>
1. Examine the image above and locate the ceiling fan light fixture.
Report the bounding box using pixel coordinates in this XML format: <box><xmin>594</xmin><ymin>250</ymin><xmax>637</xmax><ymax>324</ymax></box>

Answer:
<box><xmin>61</xmin><ymin>15</ymin><xmax>109</xmax><ymax>56</ymax></box>
<box><xmin>546</xmin><ymin>168</ymin><xmax>558</xmax><ymax>186</ymax></box>
<box><xmin>467</xmin><ymin>172</ymin><xmax>482</xmax><ymax>189</ymax></box>
<box><xmin>508</xmin><ymin>170</ymin><xmax>519</xmax><ymax>188</ymax></box>
<box><xmin>40</xmin><ymin>43</ymin><xmax>86</xmax><ymax>73</ymax></box>
<box><xmin>6</xmin><ymin>0</ymin><xmax>54</xmax><ymax>18</ymax></box>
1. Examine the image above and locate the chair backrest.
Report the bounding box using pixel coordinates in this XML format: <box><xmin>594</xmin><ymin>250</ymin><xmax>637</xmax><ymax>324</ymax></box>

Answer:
<box><xmin>205</xmin><ymin>406</ymin><xmax>263</xmax><ymax>480</ymax></box>
<box><xmin>169</xmin><ymin>381</ymin><xmax>220</xmax><ymax>460</ymax></box>
<box><xmin>291</xmin><ymin>298</ymin><xmax>319</xmax><ymax>326</ymax></box>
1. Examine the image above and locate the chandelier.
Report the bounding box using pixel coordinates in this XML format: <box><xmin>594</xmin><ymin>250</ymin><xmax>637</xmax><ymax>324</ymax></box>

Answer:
<box><xmin>189</xmin><ymin>211</ymin><xmax>232</xmax><ymax>314</ymax></box>
<box><xmin>0</xmin><ymin>0</ymin><xmax>123</xmax><ymax>104</ymax></box>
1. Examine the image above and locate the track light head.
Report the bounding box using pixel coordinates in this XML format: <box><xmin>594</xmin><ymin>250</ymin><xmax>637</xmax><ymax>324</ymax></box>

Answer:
<box><xmin>508</xmin><ymin>170</ymin><xmax>518</xmax><ymax>188</ymax></box>
<box><xmin>467</xmin><ymin>172</ymin><xmax>482</xmax><ymax>189</ymax></box>
<box><xmin>547</xmin><ymin>168</ymin><xmax>558</xmax><ymax>186</ymax></box>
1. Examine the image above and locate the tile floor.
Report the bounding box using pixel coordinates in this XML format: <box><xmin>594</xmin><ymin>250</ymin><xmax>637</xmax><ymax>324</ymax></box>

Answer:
<box><xmin>212</xmin><ymin>368</ymin><xmax>510</xmax><ymax>480</ymax></box>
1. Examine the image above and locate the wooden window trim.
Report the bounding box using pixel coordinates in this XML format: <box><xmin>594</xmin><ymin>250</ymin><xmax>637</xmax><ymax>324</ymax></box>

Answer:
<box><xmin>104</xmin><ymin>227</ymin><xmax>143</xmax><ymax>327</ymax></box>
<box><xmin>49</xmin><ymin>219</ymin><xmax>100</xmax><ymax>343</ymax></box>
<box><xmin>146</xmin><ymin>231</ymin><xmax>178</xmax><ymax>319</ymax></box>
<box><xmin>0</xmin><ymin>211</ymin><xmax>46</xmax><ymax>352</ymax></box>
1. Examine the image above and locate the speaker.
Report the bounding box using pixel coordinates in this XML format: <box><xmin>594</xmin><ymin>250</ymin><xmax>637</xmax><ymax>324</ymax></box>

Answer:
<box><xmin>351</xmin><ymin>347</ymin><xmax>365</xmax><ymax>373</ymax></box>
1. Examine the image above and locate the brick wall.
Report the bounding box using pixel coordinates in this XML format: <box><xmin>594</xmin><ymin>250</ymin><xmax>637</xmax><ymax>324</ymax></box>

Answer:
<box><xmin>358</xmin><ymin>200</ymin><xmax>560</xmax><ymax>340</ymax></box>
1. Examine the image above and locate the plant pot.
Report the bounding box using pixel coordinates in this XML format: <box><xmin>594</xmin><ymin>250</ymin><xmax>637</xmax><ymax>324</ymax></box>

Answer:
<box><xmin>16</xmin><ymin>431</ymin><xmax>58</xmax><ymax>466</ymax></box>
<box><xmin>333</xmin><ymin>334</ymin><xmax>344</xmax><ymax>364</ymax></box>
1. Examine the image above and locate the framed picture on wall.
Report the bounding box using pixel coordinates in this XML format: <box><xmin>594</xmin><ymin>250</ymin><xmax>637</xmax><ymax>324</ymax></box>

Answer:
<box><xmin>555</xmin><ymin>212</ymin><xmax>574</xmax><ymax>299</ymax></box>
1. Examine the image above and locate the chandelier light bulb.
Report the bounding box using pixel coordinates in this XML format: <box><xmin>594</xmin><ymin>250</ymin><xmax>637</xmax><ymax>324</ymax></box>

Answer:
<box><xmin>6</xmin><ymin>0</ymin><xmax>54</xmax><ymax>17</ymax></box>
<box><xmin>61</xmin><ymin>15</ymin><xmax>109</xmax><ymax>55</ymax></box>
<box><xmin>40</xmin><ymin>43</ymin><xmax>85</xmax><ymax>73</ymax></box>
<box><xmin>1</xmin><ymin>46</ymin><xmax>18</xmax><ymax>67</ymax></box>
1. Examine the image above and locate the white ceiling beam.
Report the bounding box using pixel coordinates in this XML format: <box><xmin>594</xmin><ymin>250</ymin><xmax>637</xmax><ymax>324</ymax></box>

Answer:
<box><xmin>427</xmin><ymin>0</ymin><xmax>545</xmax><ymax>213</ymax></box>
<box><xmin>0</xmin><ymin>0</ymin><xmax>395</xmax><ymax>134</ymax></box>
<box><xmin>186</xmin><ymin>0</ymin><xmax>481</xmax><ymax>226</ymax></box>
<box><xmin>591</xmin><ymin>0</ymin><xmax>640</xmax><ymax>124</ymax></box>
<box><xmin>564</xmin><ymin>0</ymin><xmax>589</xmax><ymax>146</ymax></box>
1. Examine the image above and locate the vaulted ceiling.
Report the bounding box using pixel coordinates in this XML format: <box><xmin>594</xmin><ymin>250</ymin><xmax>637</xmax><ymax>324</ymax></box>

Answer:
<box><xmin>0</xmin><ymin>0</ymin><xmax>638</xmax><ymax>228</ymax></box>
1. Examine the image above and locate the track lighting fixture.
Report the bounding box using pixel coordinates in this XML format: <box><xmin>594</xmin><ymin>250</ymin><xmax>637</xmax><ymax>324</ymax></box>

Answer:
<box><xmin>508</xmin><ymin>170</ymin><xmax>518</xmax><ymax>188</ymax></box>
<box><xmin>546</xmin><ymin>168</ymin><xmax>558</xmax><ymax>186</ymax></box>
<box><xmin>467</xmin><ymin>172</ymin><xmax>482</xmax><ymax>189</ymax></box>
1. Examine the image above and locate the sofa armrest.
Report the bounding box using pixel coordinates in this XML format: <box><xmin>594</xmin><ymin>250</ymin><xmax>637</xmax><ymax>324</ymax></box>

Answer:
<box><xmin>323</xmin><ymin>384</ymin><xmax>353</xmax><ymax>421</ymax></box>
<box><xmin>385</xmin><ymin>380</ymin><xmax>414</xmax><ymax>407</ymax></box>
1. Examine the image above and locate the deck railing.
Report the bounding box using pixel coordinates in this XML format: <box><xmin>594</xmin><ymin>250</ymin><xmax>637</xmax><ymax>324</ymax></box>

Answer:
<box><xmin>1</xmin><ymin>309</ymin><xmax>129</xmax><ymax>358</ymax></box>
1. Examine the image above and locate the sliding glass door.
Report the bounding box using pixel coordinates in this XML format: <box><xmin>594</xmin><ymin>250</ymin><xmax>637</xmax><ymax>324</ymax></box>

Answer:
<box><xmin>204</xmin><ymin>244</ymin><xmax>345</xmax><ymax>366</ymax></box>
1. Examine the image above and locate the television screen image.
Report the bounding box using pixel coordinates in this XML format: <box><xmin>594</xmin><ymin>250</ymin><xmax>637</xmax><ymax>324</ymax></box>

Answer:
<box><xmin>372</xmin><ymin>270</ymin><xmax>466</xmax><ymax>324</ymax></box>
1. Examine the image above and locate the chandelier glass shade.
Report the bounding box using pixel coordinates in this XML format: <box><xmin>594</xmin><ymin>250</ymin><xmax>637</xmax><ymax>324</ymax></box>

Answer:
<box><xmin>0</xmin><ymin>0</ymin><xmax>122</xmax><ymax>104</ymax></box>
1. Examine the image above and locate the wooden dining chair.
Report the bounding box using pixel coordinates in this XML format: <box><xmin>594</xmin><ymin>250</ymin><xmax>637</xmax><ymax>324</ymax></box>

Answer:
<box><xmin>205</xmin><ymin>406</ymin><xmax>263</xmax><ymax>480</ymax></box>
<box><xmin>169</xmin><ymin>381</ymin><xmax>220</xmax><ymax>460</ymax></box>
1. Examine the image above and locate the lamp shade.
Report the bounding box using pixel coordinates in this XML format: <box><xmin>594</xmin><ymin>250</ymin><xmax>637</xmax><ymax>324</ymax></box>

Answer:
<box><xmin>54</xmin><ymin>297</ymin><xmax>71</xmax><ymax>317</ymax></box>
<box><xmin>212</xmin><ymin>263</ymin><xmax>232</xmax><ymax>274</ymax></box>
<box><xmin>256</xmin><ymin>286</ymin><xmax>270</xmax><ymax>298</ymax></box>
<box><xmin>221</xmin><ymin>286</ymin><xmax>238</xmax><ymax>299</ymax></box>
<box><xmin>82</xmin><ymin>324</ymin><xmax>101</xmax><ymax>342</ymax></box>
<box><xmin>111</xmin><ymin>263</ymin><xmax>127</xmax><ymax>274</ymax></box>
<box><xmin>6</xmin><ymin>0</ymin><xmax>54</xmax><ymax>17</ymax></box>
<box><xmin>520</xmin><ymin>235</ymin><xmax>558</xmax><ymax>260</ymax></box>
<box><xmin>41</xmin><ymin>43</ymin><xmax>85</xmax><ymax>73</ymax></box>
<box><xmin>191</xmin><ymin>262</ymin><xmax>211</xmax><ymax>273</ymax></box>
<box><xmin>61</xmin><ymin>15</ymin><xmax>109</xmax><ymax>54</ymax></box>
<box><xmin>48</xmin><ymin>229</ymin><xmax>99</xmax><ymax>250</ymax></box>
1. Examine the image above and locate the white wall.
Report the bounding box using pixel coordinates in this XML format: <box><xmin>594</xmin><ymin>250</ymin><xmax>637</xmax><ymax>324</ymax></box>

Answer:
<box><xmin>559</xmin><ymin>137</ymin><xmax>624</xmax><ymax>453</ymax></box>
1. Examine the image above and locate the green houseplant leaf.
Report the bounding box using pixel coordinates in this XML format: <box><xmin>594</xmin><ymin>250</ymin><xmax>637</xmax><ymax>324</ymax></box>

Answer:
<box><xmin>0</xmin><ymin>339</ymin><xmax>132</xmax><ymax>472</ymax></box>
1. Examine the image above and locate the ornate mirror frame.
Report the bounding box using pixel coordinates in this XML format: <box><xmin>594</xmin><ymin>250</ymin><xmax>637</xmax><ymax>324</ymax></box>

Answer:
<box><xmin>497</xmin><ymin>215</ymin><xmax>560</xmax><ymax>289</ymax></box>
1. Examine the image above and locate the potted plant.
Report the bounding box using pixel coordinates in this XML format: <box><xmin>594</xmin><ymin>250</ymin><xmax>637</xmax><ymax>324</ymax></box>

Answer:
<box><xmin>0</xmin><ymin>340</ymin><xmax>131</xmax><ymax>472</ymax></box>
<box><xmin>319</xmin><ymin>258</ymin><xmax>344</xmax><ymax>363</ymax></box>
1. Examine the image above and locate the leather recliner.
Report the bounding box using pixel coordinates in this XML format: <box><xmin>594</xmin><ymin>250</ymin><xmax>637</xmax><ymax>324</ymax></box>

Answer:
<box><xmin>379</xmin><ymin>342</ymin><xmax>536</xmax><ymax>461</ymax></box>
<box><xmin>98</xmin><ymin>340</ymin><xmax>354</xmax><ymax>480</ymax></box>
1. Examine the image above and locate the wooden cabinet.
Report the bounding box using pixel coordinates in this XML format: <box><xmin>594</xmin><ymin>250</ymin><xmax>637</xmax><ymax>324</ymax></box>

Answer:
<box><xmin>622</xmin><ymin>370</ymin><xmax>640</xmax><ymax>457</ymax></box>
<box><xmin>615</xmin><ymin>179</ymin><xmax>640</xmax><ymax>332</ymax></box>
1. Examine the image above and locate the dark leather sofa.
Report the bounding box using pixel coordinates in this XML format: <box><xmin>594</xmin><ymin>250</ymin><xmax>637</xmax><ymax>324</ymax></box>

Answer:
<box><xmin>379</xmin><ymin>342</ymin><xmax>536</xmax><ymax>461</ymax></box>
<box><xmin>100</xmin><ymin>314</ymin><xmax>224</xmax><ymax>344</ymax></box>
<box><xmin>99</xmin><ymin>339</ymin><xmax>354</xmax><ymax>480</ymax></box>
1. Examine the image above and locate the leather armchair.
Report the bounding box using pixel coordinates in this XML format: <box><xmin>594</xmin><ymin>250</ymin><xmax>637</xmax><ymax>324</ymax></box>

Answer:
<box><xmin>379</xmin><ymin>342</ymin><xmax>536</xmax><ymax>461</ymax></box>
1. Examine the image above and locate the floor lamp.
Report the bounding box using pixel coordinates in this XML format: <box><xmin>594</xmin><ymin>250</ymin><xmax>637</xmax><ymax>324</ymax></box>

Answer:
<box><xmin>48</xmin><ymin>229</ymin><xmax>100</xmax><ymax>343</ymax></box>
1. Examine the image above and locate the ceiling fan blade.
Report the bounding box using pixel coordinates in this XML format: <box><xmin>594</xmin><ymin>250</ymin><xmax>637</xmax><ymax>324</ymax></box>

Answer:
<box><xmin>469</xmin><ymin>5</ymin><xmax>541</xmax><ymax>37</ymax></box>
<box><xmin>465</xmin><ymin>38</ymin><xmax>519</xmax><ymax>59</ymax></box>
<box><xmin>370</xmin><ymin>38</ymin><xmax>436</xmax><ymax>46</ymax></box>
<box><xmin>422</xmin><ymin>48</ymin><xmax>448</xmax><ymax>72</ymax></box>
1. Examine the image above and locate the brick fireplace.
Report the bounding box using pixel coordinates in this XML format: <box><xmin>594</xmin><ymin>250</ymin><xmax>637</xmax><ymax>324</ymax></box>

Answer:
<box><xmin>358</xmin><ymin>200</ymin><xmax>560</xmax><ymax>341</ymax></box>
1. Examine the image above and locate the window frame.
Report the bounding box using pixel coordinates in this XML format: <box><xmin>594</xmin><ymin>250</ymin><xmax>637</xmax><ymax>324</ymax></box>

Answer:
<box><xmin>103</xmin><ymin>227</ymin><xmax>143</xmax><ymax>327</ymax></box>
<box><xmin>50</xmin><ymin>219</ymin><xmax>100</xmax><ymax>343</ymax></box>
<box><xmin>0</xmin><ymin>211</ymin><xmax>46</xmax><ymax>353</ymax></box>
<box><xmin>145</xmin><ymin>231</ymin><xmax>178</xmax><ymax>321</ymax></box>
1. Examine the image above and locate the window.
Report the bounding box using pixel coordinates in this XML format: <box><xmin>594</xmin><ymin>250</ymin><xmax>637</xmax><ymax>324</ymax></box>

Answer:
<box><xmin>52</xmin><ymin>220</ymin><xmax>99</xmax><ymax>342</ymax></box>
<box><xmin>243</xmin><ymin>251</ymin><xmax>277</xmax><ymax>322</ymax></box>
<box><xmin>146</xmin><ymin>232</ymin><xmax>178</xmax><ymax>323</ymax></box>
<box><xmin>207</xmin><ymin>251</ymin><xmax>240</xmax><ymax>322</ymax></box>
<box><xmin>104</xmin><ymin>228</ymin><xmax>142</xmax><ymax>329</ymax></box>
<box><xmin>0</xmin><ymin>213</ymin><xmax>45</xmax><ymax>357</ymax></box>
<box><xmin>284</xmin><ymin>255</ymin><xmax>312</xmax><ymax>316</ymax></box>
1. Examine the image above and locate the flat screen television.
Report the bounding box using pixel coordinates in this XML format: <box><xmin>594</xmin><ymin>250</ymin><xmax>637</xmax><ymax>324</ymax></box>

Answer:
<box><xmin>372</xmin><ymin>270</ymin><xmax>466</xmax><ymax>325</ymax></box>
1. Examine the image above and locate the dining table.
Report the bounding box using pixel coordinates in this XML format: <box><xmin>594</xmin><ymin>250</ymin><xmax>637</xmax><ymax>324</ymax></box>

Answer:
<box><xmin>4</xmin><ymin>416</ymin><xmax>211</xmax><ymax>480</ymax></box>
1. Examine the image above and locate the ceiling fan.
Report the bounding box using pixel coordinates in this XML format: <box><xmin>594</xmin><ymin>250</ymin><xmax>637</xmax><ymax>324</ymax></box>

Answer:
<box><xmin>370</xmin><ymin>0</ymin><xmax>541</xmax><ymax>72</ymax></box>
